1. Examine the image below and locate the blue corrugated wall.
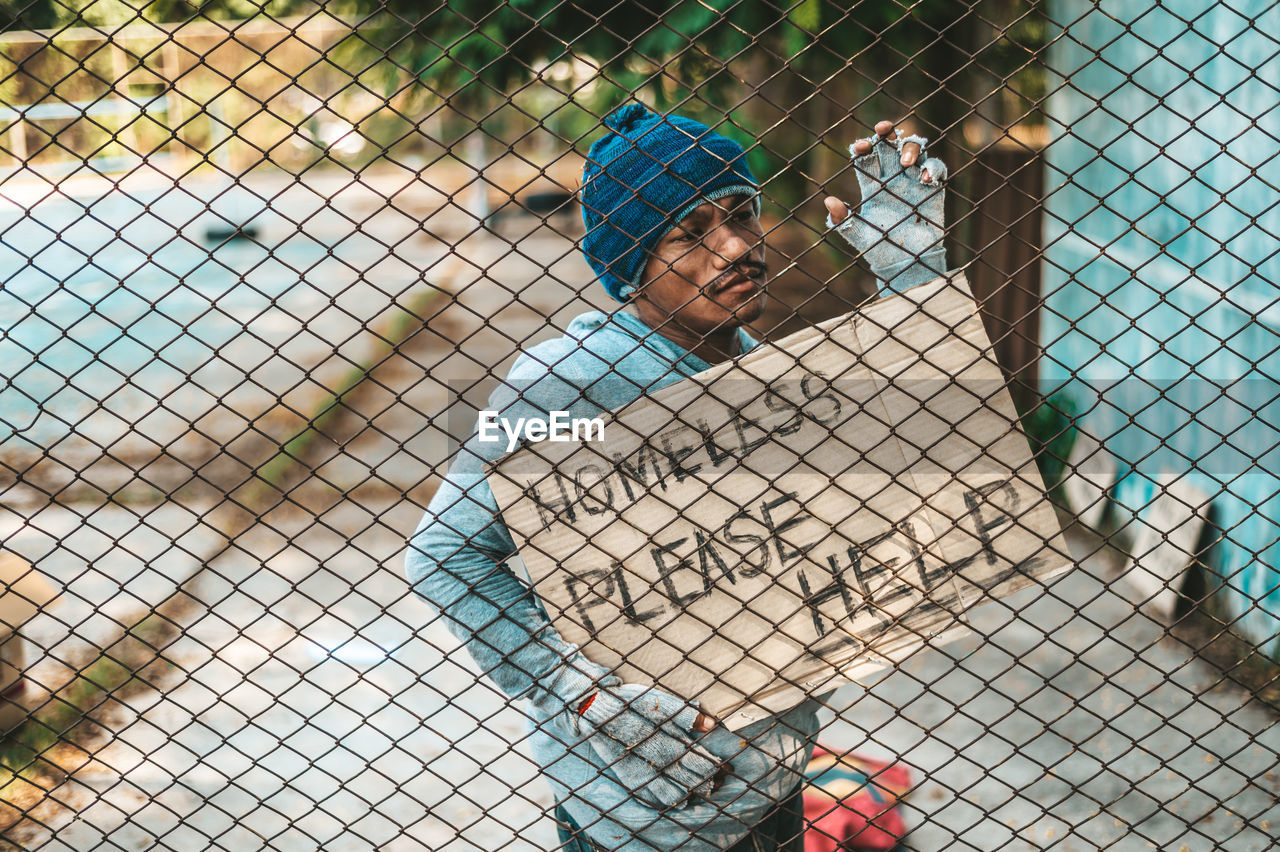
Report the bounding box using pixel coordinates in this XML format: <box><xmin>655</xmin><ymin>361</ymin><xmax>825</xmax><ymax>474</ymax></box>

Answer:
<box><xmin>1043</xmin><ymin>0</ymin><xmax>1280</xmax><ymax>654</ymax></box>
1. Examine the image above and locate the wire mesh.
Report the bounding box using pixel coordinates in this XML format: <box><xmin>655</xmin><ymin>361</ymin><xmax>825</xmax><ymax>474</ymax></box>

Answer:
<box><xmin>0</xmin><ymin>1</ymin><xmax>1277</xmax><ymax>850</ymax></box>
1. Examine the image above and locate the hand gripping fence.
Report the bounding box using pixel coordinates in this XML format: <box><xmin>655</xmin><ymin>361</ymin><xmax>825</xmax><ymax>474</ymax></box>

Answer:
<box><xmin>0</xmin><ymin>2</ymin><xmax>1277</xmax><ymax>850</ymax></box>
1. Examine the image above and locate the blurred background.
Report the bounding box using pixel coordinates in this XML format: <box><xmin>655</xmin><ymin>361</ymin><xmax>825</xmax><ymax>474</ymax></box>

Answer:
<box><xmin>0</xmin><ymin>1</ymin><xmax>1277</xmax><ymax>850</ymax></box>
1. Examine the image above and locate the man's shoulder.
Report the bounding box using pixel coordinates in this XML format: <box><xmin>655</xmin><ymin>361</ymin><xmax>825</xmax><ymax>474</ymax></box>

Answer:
<box><xmin>506</xmin><ymin>310</ymin><xmax>629</xmax><ymax>387</ymax></box>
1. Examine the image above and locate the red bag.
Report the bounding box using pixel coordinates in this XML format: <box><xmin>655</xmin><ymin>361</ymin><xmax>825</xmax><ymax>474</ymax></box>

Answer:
<box><xmin>803</xmin><ymin>746</ymin><xmax>911</xmax><ymax>851</ymax></box>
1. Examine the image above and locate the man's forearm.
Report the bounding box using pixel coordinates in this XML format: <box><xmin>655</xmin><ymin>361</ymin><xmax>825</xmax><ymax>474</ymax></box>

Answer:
<box><xmin>407</xmin><ymin>473</ymin><xmax>598</xmax><ymax>711</ymax></box>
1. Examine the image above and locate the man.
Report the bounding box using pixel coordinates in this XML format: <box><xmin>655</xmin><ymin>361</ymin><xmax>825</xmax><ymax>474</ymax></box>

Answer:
<box><xmin>406</xmin><ymin>103</ymin><xmax>948</xmax><ymax>851</ymax></box>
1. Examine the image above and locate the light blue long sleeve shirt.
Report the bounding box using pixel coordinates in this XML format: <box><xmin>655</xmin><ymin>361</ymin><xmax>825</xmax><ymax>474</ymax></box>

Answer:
<box><xmin>406</xmin><ymin>309</ymin><xmax>821</xmax><ymax>850</ymax></box>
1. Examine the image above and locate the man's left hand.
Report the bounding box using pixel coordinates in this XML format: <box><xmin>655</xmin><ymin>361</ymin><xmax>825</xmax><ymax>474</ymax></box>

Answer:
<box><xmin>823</xmin><ymin>119</ymin><xmax>950</xmax><ymax>295</ymax></box>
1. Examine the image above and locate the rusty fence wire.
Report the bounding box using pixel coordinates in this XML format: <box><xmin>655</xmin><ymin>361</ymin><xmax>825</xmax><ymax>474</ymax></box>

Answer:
<box><xmin>0</xmin><ymin>1</ymin><xmax>1277</xmax><ymax>850</ymax></box>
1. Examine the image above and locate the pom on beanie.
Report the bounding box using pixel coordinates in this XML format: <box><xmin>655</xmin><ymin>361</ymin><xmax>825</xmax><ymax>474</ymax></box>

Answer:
<box><xmin>579</xmin><ymin>104</ymin><xmax>760</xmax><ymax>302</ymax></box>
<box><xmin>604</xmin><ymin>103</ymin><xmax>651</xmax><ymax>133</ymax></box>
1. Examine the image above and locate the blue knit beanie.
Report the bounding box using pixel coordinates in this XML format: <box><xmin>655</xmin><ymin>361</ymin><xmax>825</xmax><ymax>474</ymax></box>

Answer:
<box><xmin>580</xmin><ymin>104</ymin><xmax>760</xmax><ymax>301</ymax></box>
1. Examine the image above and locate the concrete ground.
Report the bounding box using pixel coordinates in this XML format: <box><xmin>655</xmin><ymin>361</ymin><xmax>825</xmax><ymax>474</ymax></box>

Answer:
<box><xmin>1</xmin><ymin>175</ymin><xmax>1277</xmax><ymax>850</ymax></box>
<box><xmin>6</xmin><ymin>502</ymin><xmax>1277</xmax><ymax>851</ymax></box>
<box><xmin>820</xmin><ymin>540</ymin><xmax>1280</xmax><ymax>852</ymax></box>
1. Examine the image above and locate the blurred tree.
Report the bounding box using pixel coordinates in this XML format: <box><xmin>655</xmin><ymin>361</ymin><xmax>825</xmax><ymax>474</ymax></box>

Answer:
<box><xmin>331</xmin><ymin>1</ymin><xmax>1004</xmax><ymax>205</ymax></box>
<box><xmin>0</xmin><ymin>0</ymin><xmax>309</xmax><ymax>29</ymax></box>
<box><xmin>0</xmin><ymin>0</ymin><xmax>59</xmax><ymax>30</ymax></box>
<box><xmin>330</xmin><ymin>0</ymin><xmax>1049</xmax><ymax>293</ymax></box>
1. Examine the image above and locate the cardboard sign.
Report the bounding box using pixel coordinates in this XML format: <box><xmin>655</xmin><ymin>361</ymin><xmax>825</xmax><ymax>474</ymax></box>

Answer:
<box><xmin>489</xmin><ymin>273</ymin><xmax>1070</xmax><ymax>729</ymax></box>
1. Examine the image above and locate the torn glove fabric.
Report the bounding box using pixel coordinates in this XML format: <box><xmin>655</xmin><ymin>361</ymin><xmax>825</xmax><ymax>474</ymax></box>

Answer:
<box><xmin>570</xmin><ymin>682</ymin><xmax>723</xmax><ymax>810</ymax></box>
<box><xmin>514</xmin><ymin>586</ymin><xmax>723</xmax><ymax>813</ymax></box>
<box><xmin>827</xmin><ymin>130</ymin><xmax>949</xmax><ymax>296</ymax></box>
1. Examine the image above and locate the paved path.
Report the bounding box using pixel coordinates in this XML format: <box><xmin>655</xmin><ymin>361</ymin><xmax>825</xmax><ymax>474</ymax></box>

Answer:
<box><xmin>8</xmin><ymin>498</ymin><xmax>1277</xmax><ymax>850</ymax></box>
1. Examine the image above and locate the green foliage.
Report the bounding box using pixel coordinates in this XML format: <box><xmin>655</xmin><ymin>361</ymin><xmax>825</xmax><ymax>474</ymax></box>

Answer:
<box><xmin>313</xmin><ymin>0</ymin><xmax>1053</xmax><ymax>225</ymax></box>
<box><xmin>328</xmin><ymin>0</ymin><xmax>1008</xmax><ymax>215</ymax></box>
<box><xmin>0</xmin><ymin>0</ymin><xmax>59</xmax><ymax>29</ymax></box>
<box><xmin>1020</xmin><ymin>392</ymin><xmax>1078</xmax><ymax>489</ymax></box>
<box><xmin>0</xmin><ymin>0</ymin><xmax>302</xmax><ymax>30</ymax></box>
<box><xmin>0</xmin><ymin>614</ymin><xmax>176</xmax><ymax>781</ymax></box>
<box><xmin>333</xmin><ymin>0</ymin><xmax>934</xmax><ymax>109</ymax></box>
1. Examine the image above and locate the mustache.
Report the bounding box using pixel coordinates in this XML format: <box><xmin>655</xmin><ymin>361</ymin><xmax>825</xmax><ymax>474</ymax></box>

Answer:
<box><xmin>713</xmin><ymin>260</ymin><xmax>769</xmax><ymax>290</ymax></box>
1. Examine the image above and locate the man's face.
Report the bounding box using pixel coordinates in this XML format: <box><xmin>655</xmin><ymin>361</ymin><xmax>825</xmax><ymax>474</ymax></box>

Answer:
<box><xmin>634</xmin><ymin>194</ymin><xmax>768</xmax><ymax>334</ymax></box>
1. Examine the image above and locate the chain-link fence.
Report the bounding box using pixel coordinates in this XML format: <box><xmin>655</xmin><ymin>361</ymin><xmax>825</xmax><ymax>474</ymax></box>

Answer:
<box><xmin>0</xmin><ymin>1</ymin><xmax>1277</xmax><ymax>850</ymax></box>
